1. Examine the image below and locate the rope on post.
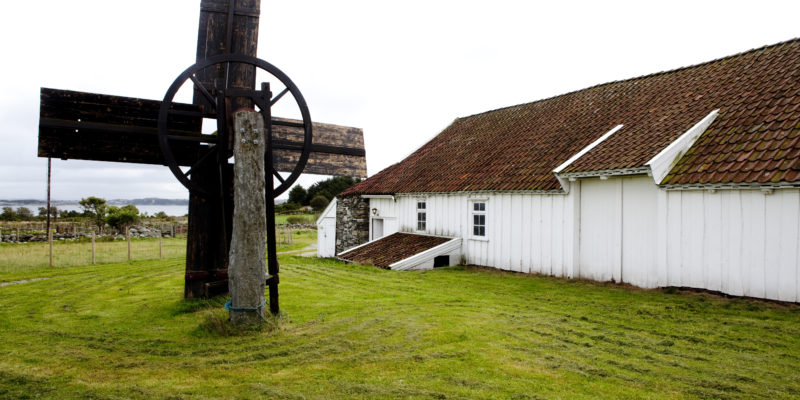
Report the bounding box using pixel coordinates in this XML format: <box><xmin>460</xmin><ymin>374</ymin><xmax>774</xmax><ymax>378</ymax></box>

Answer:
<box><xmin>224</xmin><ymin>298</ymin><xmax>267</xmax><ymax>312</ymax></box>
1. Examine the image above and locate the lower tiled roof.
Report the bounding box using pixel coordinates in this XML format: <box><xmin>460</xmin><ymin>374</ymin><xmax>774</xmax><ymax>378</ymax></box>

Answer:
<box><xmin>338</xmin><ymin>233</ymin><xmax>450</xmax><ymax>268</ymax></box>
<box><xmin>343</xmin><ymin>38</ymin><xmax>800</xmax><ymax>196</ymax></box>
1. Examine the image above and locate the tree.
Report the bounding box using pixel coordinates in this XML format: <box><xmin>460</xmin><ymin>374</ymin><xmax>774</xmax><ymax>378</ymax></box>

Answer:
<box><xmin>15</xmin><ymin>207</ymin><xmax>33</xmax><ymax>220</ymax></box>
<box><xmin>305</xmin><ymin>176</ymin><xmax>361</xmax><ymax>203</ymax></box>
<box><xmin>309</xmin><ymin>195</ymin><xmax>330</xmax><ymax>212</ymax></box>
<box><xmin>0</xmin><ymin>206</ymin><xmax>15</xmax><ymax>221</ymax></box>
<box><xmin>288</xmin><ymin>185</ymin><xmax>307</xmax><ymax>206</ymax></box>
<box><xmin>38</xmin><ymin>206</ymin><xmax>58</xmax><ymax>220</ymax></box>
<box><xmin>59</xmin><ymin>209</ymin><xmax>81</xmax><ymax>218</ymax></box>
<box><xmin>106</xmin><ymin>205</ymin><xmax>140</xmax><ymax>233</ymax></box>
<box><xmin>79</xmin><ymin>196</ymin><xmax>108</xmax><ymax>231</ymax></box>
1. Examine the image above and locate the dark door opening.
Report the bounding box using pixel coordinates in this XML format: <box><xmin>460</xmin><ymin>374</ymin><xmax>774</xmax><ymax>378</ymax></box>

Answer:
<box><xmin>433</xmin><ymin>255</ymin><xmax>450</xmax><ymax>268</ymax></box>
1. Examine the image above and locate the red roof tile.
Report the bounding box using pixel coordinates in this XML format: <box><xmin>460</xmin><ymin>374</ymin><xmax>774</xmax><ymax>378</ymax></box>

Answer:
<box><xmin>338</xmin><ymin>233</ymin><xmax>451</xmax><ymax>268</ymax></box>
<box><xmin>344</xmin><ymin>38</ymin><xmax>800</xmax><ymax>196</ymax></box>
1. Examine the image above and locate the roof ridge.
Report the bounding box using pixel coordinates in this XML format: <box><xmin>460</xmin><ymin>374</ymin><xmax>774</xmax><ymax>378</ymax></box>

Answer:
<box><xmin>457</xmin><ymin>37</ymin><xmax>800</xmax><ymax>121</ymax></box>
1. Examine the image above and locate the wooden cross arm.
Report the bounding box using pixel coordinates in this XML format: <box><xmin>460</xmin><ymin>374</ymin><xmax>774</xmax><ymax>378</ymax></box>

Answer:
<box><xmin>37</xmin><ymin>88</ymin><xmax>367</xmax><ymax>178</ymax></box>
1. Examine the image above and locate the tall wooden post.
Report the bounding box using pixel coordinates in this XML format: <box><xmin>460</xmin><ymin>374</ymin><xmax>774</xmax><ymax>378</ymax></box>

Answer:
<box><xmin>46</xmin><ymin>157</ymin><xmax>51</xmax><ymax>238</ymax></box>
<box><xmin>159</xmin><ymin>225</ymin><xmax>163</xmax><ymax>260</ymax></box>
<box><xmin>48</xmin><ymin>229</ymin><xmax>53</xmax><ymax>267</ymax></box>
<box><xmin>184</xmin><ymin>0</ymin><xmax>261</xmax><ymax>298</ymax></box>
<box><xmin>228</xmin><ymin>110</ymin><xmax>267</xmax><ymax>324</ymax></box>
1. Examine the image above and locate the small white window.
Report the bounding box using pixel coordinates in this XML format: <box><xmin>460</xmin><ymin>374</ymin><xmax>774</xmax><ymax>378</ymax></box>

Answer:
<box><xmin>471</xmin><ymin>201</ymin><xmax>486</xmax><ymax>237</ymax></box>
<box><xmin>417</xmin><ymin>200</ymin><xmax>426</xmax><ymax>231</ymax></box>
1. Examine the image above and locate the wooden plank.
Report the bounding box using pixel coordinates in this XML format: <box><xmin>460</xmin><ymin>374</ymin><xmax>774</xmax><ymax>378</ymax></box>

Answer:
<box><xmin>764</xmin><ymin>192</ymin><xmax>782</xmax><ymax>300</ymax></box>
<box><xmin>194</xmin><ymin>0</ymin><xmax>260</xmax><ymax>110</ymax></box>
<box><xmin>666</xmin><ymin>191</ymin><xmax>682</xmax><ymax>287</ymax></box>
<box><xmin>520</xmin><ymin>194</ymin><xmax>532</xmax><ymax>274</ymax></box>
<box><xmin>779</xmin><ymin>190</ymin><xmax>800</xmax><ymax>302</ymax></box>
<box><xmin>37</xmin><ymin>89</ymin><xmax>367</xmax><ymax>177</ymax></box>
<box><xmin>704</xmin><ymin>190</ymin><xmax>723</xmax><ymax>292</ymax></box>
<box><xmin>38</xmin><ymin>88</ymin><xmax>203</xmax><ymax>165</ymax></box>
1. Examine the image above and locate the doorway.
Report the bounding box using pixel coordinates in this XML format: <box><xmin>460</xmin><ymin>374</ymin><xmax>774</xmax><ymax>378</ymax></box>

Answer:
<box><xmin>371</xmin><ymin>218</ymin><xmax>384</xmax><ymax>240</ymax></box>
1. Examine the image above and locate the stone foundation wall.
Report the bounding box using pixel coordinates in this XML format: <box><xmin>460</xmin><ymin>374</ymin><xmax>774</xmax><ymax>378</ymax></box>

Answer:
<box><xmin>335</xmin><ymin>195</ymin><xmax>369</xmax><ymax>254</ymax></box>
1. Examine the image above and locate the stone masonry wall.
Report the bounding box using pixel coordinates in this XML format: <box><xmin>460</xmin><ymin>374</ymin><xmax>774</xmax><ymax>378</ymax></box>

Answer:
<box><xmin>335</xmin><ymin>195</ymin><xmax>369</xmax><ymax>254</ymax></box>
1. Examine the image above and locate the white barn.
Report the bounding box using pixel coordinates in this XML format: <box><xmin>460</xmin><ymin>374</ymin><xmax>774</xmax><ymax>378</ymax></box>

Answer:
<box><xmin>322</xmin><ymin>39</ymin><xmax>800</xmax><ymax>303</ymax></box>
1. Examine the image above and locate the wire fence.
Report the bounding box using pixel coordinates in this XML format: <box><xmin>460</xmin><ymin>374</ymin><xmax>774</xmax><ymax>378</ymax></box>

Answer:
<box><xmin>0</xmin><ymin>222</ymin><xmax>188</xmax><ymax>273</ymax></box>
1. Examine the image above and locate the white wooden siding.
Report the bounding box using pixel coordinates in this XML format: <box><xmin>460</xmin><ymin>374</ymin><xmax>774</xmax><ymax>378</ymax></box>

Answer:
<box><xmin>576</xmin><ymin>176</ymin><xmax>800</xmax><ymax>302</ymax></box>
<box><xmin>386</xmin><ymin>193</ymin><xmax>573</xmax><ymax>275</ymax></box>
<box><xmin>360</xmin><ymin>178</ymin><xmax>800</xmax><ymax>302</ymax></box>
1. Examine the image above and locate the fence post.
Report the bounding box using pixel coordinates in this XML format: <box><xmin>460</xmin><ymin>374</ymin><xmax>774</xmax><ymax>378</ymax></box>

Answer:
<box><xmin>126</xmin><ymin>227</ymin><xmax>131</xmax><ymax>262</ymax></box>
<box><xmin>48</xmin><ymin>229</ymin><xmax>53</xmax><ymax>267</ymax></box>
<box><xmin>16</xmin><ymin>225</ymin><xmax>20</xmax><ymax>244</ymax></box>
<box><xmin>91</xmin><ymin>231</ymin><xmax>96</xmax><ymax>265</ymax></box>
<box><xmin>159</xmin><ymin>225</ymin><xmax>163</xmax><ymax>260</ymax></box>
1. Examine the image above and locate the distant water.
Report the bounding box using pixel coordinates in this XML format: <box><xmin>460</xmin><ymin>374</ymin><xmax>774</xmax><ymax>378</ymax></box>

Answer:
<box><xmin>2</xmin><ymin>203</ymin><xmax>189</xmax><ymax>217</ymax></box>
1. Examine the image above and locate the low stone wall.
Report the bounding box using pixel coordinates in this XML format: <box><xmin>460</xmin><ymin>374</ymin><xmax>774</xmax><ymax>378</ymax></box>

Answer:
<box><xmin>0</xmin><ymin>225</ymin><xmax>179</xmax><ymax>243</ymax></box>
<box><xmin>335</xmin><ymin>195</ymin><xmax>369</xmax><ymax>254</ymax></box>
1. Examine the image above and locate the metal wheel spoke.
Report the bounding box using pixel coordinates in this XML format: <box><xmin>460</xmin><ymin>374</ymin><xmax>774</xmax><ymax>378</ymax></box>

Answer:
<box><xmin>270</xmin><ymin>88</ymin><xmax>290</xmax><ymax>106</ymax></box>
<box><xmin>272</xmin><ymin>169</ymin><xmax>286</xmax><ymax>184</ymax></box>
<box><xmin>190</xmin><ymin>74</ymin><xmax>217</xmax><ymax>109</ymax></box>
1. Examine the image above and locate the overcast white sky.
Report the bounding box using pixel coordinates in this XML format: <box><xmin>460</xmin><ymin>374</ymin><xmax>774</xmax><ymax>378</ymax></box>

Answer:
<box><xmin>1</xmin><ymin>0</ymin><xmax>798</xmax><ymax>200</ymax></box>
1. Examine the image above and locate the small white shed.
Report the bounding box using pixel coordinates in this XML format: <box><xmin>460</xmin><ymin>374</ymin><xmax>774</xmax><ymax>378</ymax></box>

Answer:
<box><xmin>316</xmin><ymin>198</ymin><xmax>337</xmax><ymax>257</ymax></box>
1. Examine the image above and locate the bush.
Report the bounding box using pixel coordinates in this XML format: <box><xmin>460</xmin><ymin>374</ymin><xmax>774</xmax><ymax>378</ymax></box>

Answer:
<box><xmin>286</xmin><ymin>216</ymin><xmax>309</xmax><ymax>225</ymax></box>
<box><xmin>106</xmin><ymin>205</ymin><xmax>140</xmax><ymax>232</ymax></box>
<box><xmin>309</xmin><ymin>195</ymin><xmax>330</xmax><ymax>212</ymax></box>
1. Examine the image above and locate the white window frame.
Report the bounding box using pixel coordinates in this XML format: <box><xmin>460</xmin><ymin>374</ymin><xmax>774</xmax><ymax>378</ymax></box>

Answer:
<box><xmin>416</xmin><ymin>199</ymin><xmax>427</xmax><ymax>232</ymax></box>
<box><xmin>470</xmin><ymin>199</ymin><xmax>488</xmax><ymax>241</ymax></box>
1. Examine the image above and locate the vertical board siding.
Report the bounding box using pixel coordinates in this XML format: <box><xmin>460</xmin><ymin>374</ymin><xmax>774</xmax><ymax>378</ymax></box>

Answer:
<box><xmin>776</xmin><ymin>191</ymin><xmax>799</xmax><ymax>302</ymax></box>
<box><xmin>381</xmin><ymin>182</ymin><xmax>799</xmax><ymax>302</ymax></box>
<box><xmin>621</xmin><ymin>177</ymin><xmax>657</xmax><ymax>288</ymax></box>
<box><xmin>391</xmin><ymin>192</ymin><xmax>572</xmax><ymax>276</ymax></box>
<box><xmin>704</xmin><ymin>192</ymin><xmax>723</xmax><ymax>293</ymax></box>
<box><xmin>579</xmin><ymin>179</ymin><xmax>620</xmax><ymax>282</ymax></box>
<box><xmin>666</xmin><ymin>191</ymin><xmax>683</xmax><ymax>287</ymax></box>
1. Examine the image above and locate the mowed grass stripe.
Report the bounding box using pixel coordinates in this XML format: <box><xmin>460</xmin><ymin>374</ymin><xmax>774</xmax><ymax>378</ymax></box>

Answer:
<box><xmin>1</xmin><ymin>255</ymin><xmax>800</xmax><ymax>398</ymax></box>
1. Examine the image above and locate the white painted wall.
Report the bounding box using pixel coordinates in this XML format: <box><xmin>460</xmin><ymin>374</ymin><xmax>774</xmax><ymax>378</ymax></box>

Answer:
<box><xmin>316</xmin><ymin>198</ymin><xmax>337</xmax><ymax>258</ymax></box>
<box><xmin>577</xmin><ymin>176</ymin><xmax>800</xmax><ymax>302</ymax></box>
<box><xmin>382</xmin><ymin>192</ymin><xmax>578</xmax><ymax>276</ymax></box>
<box><xmin>348</xmin><ymin>178</ymin><xmax>800</xmax><ymax>302</ymax></box>
<box><xmin>368</xmin><ymin>197</ymin><xmax>399</xmax><ymax>239</ymax></box>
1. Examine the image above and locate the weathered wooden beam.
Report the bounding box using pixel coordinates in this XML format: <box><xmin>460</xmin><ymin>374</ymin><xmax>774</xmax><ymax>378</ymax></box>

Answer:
<box><xmin>194</xmin><ymin>0</ymin><xmax>261</xmax><ymax>111</ymax></box>
<box><xmin>38</xmin><ymin>89</ymin><xmax>368</xmax><ymax>177</ymax></box>
<box><xmin>38</xmin><ymin>88</ymin><xmax>203</xmax><ymax>165</ymax></box>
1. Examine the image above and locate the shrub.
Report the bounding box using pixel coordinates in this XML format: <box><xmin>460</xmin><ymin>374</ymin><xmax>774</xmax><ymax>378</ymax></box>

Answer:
<box><xmin>286</xmin><ymin>216</ymin><xmax>308</xmax><ymax>225</ymax></box>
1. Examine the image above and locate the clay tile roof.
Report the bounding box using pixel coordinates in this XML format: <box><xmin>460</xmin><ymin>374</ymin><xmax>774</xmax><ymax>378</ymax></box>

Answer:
<box><xmin>338</xmin><ymin>233</ymin><xmax>450</xmax><ymax>268</ymax></box>
<box><xmin>343</xmin><ymin>38</ymin><xmax>800</xmax><ymax>196</ymax></box>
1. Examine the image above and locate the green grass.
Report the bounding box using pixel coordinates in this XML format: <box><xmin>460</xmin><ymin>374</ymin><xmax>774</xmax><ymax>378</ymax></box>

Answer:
<box><xmin>0</xmin><ymin>231</ymin><xmax>316</xmax><ymax>274</ymax></box>
<box><xmin>1</xmin><ymin>255</ymin><xmax>799</xmax><ymax>399</ymax></box>
<box><xmin>275</xmin><ymin>213</ymin><xmax>316</xmax><ymax>225</ymax></box>
<box><xmin>0</xmin><ymin>238</ymin><xmax>187</xmax><ymax>273</ymax></box>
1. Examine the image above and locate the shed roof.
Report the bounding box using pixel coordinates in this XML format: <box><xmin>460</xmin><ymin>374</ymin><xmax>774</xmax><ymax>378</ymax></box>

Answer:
<box><xmin>338</xmin><ymin>233</ymin><xmax>450</xmax><ymax>268</ymax></box>
<box><xmin>343</xmin><ymin>38</ymin><xmax>800</xmax><ymax>196</ymax></box>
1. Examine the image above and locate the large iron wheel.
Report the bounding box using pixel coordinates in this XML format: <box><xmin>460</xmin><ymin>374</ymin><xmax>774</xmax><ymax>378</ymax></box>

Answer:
<box><xmin>157</xmin><ymin>54</ymin><xmax>313</xmax><ymax>198</ymax></box>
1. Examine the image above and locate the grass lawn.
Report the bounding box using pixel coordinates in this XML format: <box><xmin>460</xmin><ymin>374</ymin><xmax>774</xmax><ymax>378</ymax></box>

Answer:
<box><xmin>0</xmin><ymin>230</ymin><xmax>316</xmax><ymax>273</ymax></box>
<box><xmin>0</xmin><ymin>254</ymin><xmax>799</xmax><ymax>399</ymax></box>
<box><xmin>275</xmin><ymin>213</ymin><xmax>317</xmax><ymax>225</ymax></box>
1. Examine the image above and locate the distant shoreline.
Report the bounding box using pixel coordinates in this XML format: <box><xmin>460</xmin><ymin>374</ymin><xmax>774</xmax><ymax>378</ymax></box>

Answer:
<box><xmin>0</xmin><ymin>198</ymin><xmax>189</xmax><ymax>206</ymax></box>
